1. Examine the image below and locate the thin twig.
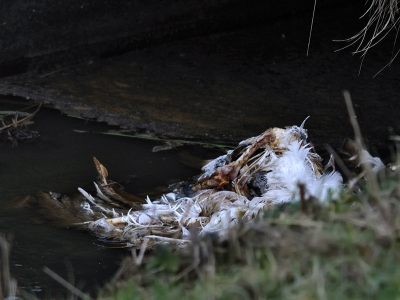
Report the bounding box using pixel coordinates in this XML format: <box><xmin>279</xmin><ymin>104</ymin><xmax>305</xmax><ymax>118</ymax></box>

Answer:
<box><xmin>0</xmin><ymin>102</ymin><xmax>42</xmax><ymax>131</ymax></box>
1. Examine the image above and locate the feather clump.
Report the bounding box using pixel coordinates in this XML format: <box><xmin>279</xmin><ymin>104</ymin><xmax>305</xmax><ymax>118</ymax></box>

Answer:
<box><xmin>39</xmin><ymin>118</ymin><xmax>343</xmax><ymax>249</ymax></box>
<box><xmin>197</xmin><ymin>117</ymin><xmax>343</xmax><ymax>207</ymax></box>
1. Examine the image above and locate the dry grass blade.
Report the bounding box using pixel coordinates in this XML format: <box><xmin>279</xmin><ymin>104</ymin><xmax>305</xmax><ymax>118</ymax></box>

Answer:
<box><xmin>307</xmin><ymin>0</ymin><xmax>317</xmax><ymax>56</ymax></box>
<box><xmin>132</xmin><ymin>238</ymin><xmax>150</xmax><ymax>265</ymax></box>
<box><xmin>334</xmin><ymin>0</ymin><xmax>400</xmax><ymax>73</ymax></box>
<box><xmin>324</xmin><ymin>144</ymin><xmax>352</xmax><ymax>182</ymax></box>
<box><xmin>343</xmin><ymin>90</ymin><xmax>380</xmax><ymax>195</ymax></box>
<box><xmin>0</xmin><ymin>235</ymin><xmax>17</xmax><ymax>300</ymax></box>
<box><xmin>43</xmin><ymin>267</ymin><xmax>90</xmax><ymax>300</ymax></box>
<box><xmin>343</xmin><ymin>91</ymin><xmax>365</xmax><ymax>149</ymax></box>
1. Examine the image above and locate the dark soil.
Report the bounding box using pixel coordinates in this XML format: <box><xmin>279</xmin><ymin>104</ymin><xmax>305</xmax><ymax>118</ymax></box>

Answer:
<box><xmin>0</xmin><ymin>2</ymin><xmax>398</xmax><ymax>151</ymax></box>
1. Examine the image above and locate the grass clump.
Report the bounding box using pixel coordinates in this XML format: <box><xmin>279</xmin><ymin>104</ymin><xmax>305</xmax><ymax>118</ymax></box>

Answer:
<box><xmin>98</xmin><ymin>161</ymin><xmax>400</xmax><ymax>300</ymax></box>
<box><xmin>48</xmin><ymin>93</ymin><xmax>400</xmax><ymax>299</ymax></box>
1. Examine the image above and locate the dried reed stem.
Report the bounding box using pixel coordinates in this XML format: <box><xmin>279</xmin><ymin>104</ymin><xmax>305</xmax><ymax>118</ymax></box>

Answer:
<box><xmin>43</xmin><ymin>267</ymin><xmax>89</xmax><ymax>300</ymax></box>
<box><xmin>0</xmin><ymin>235</ymin><xmax>16</xmax><ymax>300</ymax></box>
<box><xmin>343</xmin><ymin>91</ymin><xmax>380</xmax><ymax>195</ymax></box>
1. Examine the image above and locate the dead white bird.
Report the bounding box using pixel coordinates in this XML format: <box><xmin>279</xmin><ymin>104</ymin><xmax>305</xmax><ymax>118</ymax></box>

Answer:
<box><xmin>39</xmin><ymin>118</ymin><xmax>344</xmax><ymax>249</ymax></box>
<box><xmin>195</xmin><ymin>117</ymin><xmax>343</xmax><ymax>204</ymax></box>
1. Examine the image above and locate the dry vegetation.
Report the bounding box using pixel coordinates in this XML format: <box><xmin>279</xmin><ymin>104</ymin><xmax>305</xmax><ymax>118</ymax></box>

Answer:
<box><xmin>0</xmin><ymin>103</ymin><xmax>41</xmax><ymax>145</ymax></box>
<box><xmin>337</xmin><ymin>0</ymin><xmax>400</xmax><ymax>74</ymax></box>
<box><xmin>95</xmin><ymin>94</ymin><xmax>400</xmax><ymax>300</ymax></box>
<box><xmin>98</xmin><ymin>169</ymin><xmax>400</xmax><ymax>299</ymax></box>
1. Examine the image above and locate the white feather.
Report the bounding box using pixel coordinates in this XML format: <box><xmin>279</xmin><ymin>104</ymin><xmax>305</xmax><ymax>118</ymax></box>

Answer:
<box><xmin>266</xmin><ymin>141</ymin><xmax>315</xmax><ymax>193</ymax></box>
<box><xmin>310</xmin><ymin>171</ymin><xmax>343</xmax><ymax>202</ymax></box>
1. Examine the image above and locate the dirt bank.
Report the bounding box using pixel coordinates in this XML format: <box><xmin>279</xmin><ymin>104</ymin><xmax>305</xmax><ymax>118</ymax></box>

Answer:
<box><xmin>0</xmin><ymin>2</ymin><xmax>398</xmax><ymax>150</ymax></box>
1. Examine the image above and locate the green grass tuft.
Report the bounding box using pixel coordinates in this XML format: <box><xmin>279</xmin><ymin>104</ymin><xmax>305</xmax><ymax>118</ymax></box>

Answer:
<box><xmin>98</xmin><ymin>161</ymin><xmax>400</xmax><ymax>299</ymax></box>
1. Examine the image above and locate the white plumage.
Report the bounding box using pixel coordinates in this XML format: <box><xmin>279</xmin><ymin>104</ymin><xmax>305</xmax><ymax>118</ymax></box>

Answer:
<box><xmin>43</xmin><ymin>118</ymin><xmax>344</xmax><ymax>249</ymax></box>
<box><xmin>258</xmin><ymin>140</ymin><xmax>343</xmax><ymax>204</ymax></box>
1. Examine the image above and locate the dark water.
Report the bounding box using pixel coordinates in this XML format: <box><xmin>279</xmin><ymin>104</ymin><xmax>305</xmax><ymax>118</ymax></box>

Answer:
<box><xmin>0</xmin><ymin>96</ymin><xmax>211</xmax><ymax>298</ymax></box>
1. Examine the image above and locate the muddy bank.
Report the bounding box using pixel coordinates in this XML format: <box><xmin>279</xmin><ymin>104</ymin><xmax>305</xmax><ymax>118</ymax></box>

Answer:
<box><xmin>0</xmin><ymin>2</ymin><xmax>399</xmax><ymax>149</ymax></box>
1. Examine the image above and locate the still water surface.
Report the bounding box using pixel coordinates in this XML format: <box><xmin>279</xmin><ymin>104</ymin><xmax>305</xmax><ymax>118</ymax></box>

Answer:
<box><xmin>0</xmin><ymin>96</ymin><xmax>208</xmax><ymax>298</ymax></box>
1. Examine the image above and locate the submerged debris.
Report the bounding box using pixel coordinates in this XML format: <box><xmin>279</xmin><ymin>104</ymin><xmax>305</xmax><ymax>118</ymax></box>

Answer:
<box><xmin>33</xmin><ymin>118</ymin><xmax>349</xmax><ymax>250</ymax></box>
<box><xmin>0</xmin><ymin>103</ymin><xmax>42</xmax><ymax>144</ymax></box>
